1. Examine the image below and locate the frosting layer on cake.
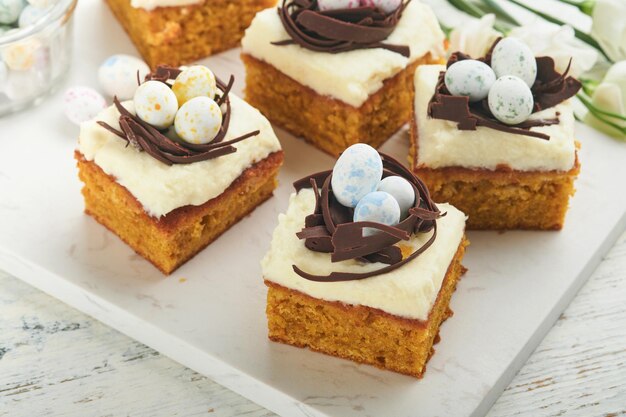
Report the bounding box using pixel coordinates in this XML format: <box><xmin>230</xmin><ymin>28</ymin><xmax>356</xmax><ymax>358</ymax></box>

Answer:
<box><xmin>130</xmin><ymin>0</ymin><xmax>203</xmax><ymax>11</ymax></box>
<box><xmin>261</xmin><ymin>189</ymin><xmax>466</xmax><ymax>321</ymax></box>
<box><xmin>78</xmin><ymin>94</ymin><xmax>281</xmax><ymax>218</ymax></box>
<box><xmin>414</xmin><ymin>65</ymin><xmax>577</xmax><ymax>172</ymax></box>
<box><xmin>242</xmin><ymin>1</ymin><xmax>445</xmax><ymax>108</ymax></box>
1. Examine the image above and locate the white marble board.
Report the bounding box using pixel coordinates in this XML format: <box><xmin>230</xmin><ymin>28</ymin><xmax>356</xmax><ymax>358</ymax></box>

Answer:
<box><xmin>1</xmin><ymin>2</ymin><xmax>626</xmax><ymax>417</ymax></box>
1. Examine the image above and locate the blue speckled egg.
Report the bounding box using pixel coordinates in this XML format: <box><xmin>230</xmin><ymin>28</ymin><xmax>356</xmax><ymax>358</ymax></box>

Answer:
<box><xmin>490</xmin><ymin>37</ymin><xmax>537</xmax><ymax>88</ymax></box>
<box><xmin>488</xmin><ymin>75</ymin><xmax>534</xmax><ymax>125</ymax></box>
<box><xmin>444</xmin><ymin>59</ymin><xmax>496</xmax><ymax>102</ymax></box>
<box><xmin>377</xmin><ymin>176</ymin><xmax>415</xmax><ymax>219</ymax></box>
<box><xmin>18</xmin><ymin>4</ymin><xmax>46</xmax><ymax>27</ymax></box>
<box><xmin>0</xmin><ymin>0</ymin><xmax>26</xmax><ymax>25</ymax></box>
<box><xmin>331</xmin><ymin>143</ymin><xmax>383</xmax><ymax>208</ymax></box>
<box><xmin>353</xmin><ymin>191</ymin><xmax>401</xmax><ymax>237</ymax></box>
<box><xmin>98</xmin><ymin>54</ymin><xmax>150</xmax><ymax>100</ymax></box>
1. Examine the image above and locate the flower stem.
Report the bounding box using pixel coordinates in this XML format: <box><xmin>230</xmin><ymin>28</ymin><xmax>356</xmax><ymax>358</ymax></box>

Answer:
<box><xmin>447</xmin><ymin>0</ymin><xmax>510</xmax><ymax>33</ymax></box>
<box><xmin>508</xmin><ymin>0</ymin><xmax>612</xmax><ymax>62</ymax></box>
<box><xmin>555</xmin><ymin>0</ymin><xmax>596</xmax><ymax>15</ymax></box>
<box><xmin>479</xmin><ymin>0</ymin><xmax>520</xmax><ymax>25</ymax></box>
<box><xmin>578</xmin><ymin>93</ymin><xmax>626</xmax><ymax>123</ymax></box>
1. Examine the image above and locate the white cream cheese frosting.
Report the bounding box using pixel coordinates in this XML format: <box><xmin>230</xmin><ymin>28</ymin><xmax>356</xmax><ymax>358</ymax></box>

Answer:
<box><xmin>414</xmin><ymin>65</ymin><xmax>577</xmax><ymax>172</ymax></box>
<box><xmin>261</xmin><ymin>189</ymin><xmax>466</xmax><ymax>321</ymax></box>
<box><xmin>78</xmin><ymin>94</ymin><xmax>281</xmax><ymax>218</ymax></box>
<box><xmin>241</xmin><ymin>1</ymin><xmax>445</xmax><ymax>108</ymax></box>
<box><xmin>130</xmin><ymin>0</ymin><xmax>203</xmax><ymax>11</ymax></box>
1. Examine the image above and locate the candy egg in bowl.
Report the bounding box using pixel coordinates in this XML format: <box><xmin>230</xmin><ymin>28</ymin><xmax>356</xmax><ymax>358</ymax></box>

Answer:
<box><xmin>0</xmin><ymin>0</ymin><xmax>77</xmax><ymax>116</ymax></box>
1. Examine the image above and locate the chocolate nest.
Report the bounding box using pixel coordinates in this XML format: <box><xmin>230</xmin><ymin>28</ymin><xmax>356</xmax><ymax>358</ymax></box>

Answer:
<box><xmin>98</xmin><ymin>65</ymin><xmax>260</xmax><ymax>165</ymax></box>
<box><xmin>428</xmin><ymin>39</ymin><xmax>582</xmax><ymax>140</ymax></box>
<box><xmin>292</xmin><ymin>153</ymin><xmax>443</xmax><ymax>282</ymax></box>
<box><xmin>272</xmin><ymin>0</ymin><xmax>411</xmax><ymax>56</ymax></box>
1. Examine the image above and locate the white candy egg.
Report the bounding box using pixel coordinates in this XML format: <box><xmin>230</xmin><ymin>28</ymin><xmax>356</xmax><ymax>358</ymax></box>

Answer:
<box><xmin>360</xmin><ymin>0</ymin><xmax>402</xmax><ymax>13</ymax></box>
<box><xmin>488</xmin><ymin>75</ymin><xmax>534</xmax><ymax>125</ymax></box>
<box><xmin>377</xmin><ymin>176</ymin><xmax>415</xmax><ymax>219</ymax></box>
<box><xmin>172</xmin><ymin>65</ymin><xmax>217</xmax><ymax>106</ymax></box>
<box><xmin>331</xmin><ymin>143</ymin><xmax>383</xmax><ymax>208</ymax></box>
<box><xmin>1</xmin><ymin>38</ymin><xmax>40</xmax><ymax>70</ymax></box>
<box><xmin>27</xmin><ymin>0</ymin><xmax>56</xmax><ymax>7</ymax></box>
<box><xmin>444</xmin><ymin>59</ymin><xmax>496</xmax><ymax>102</ymax></box>
<box><xmin>18</xmin><ymin>4</ymin><xmax>47</xmax><ymax>27</ymax></box>
<box><xmin>98</xmin><ymin>54</ymin><xmax>150</xmax><ymax>100</ymax></box>
<box><xmin>0</xmin><ymin>0</ymin><xmax>25</xmax><ymax>25</ymax></box>
<box><xmin>63</xmin><ymin>86</ymin><xmax>107</xmax><ymax>125</ymax></box>
<box><xmin>353</xmin><ymin>191</ymin><xmax>401</xmax><ymax>237</ymax></box>
<box><xmin>490</xmin><ymin>37</ymin><xmax>537</xmax><ymax>88</ymax></box>
<box><xmin>317</xmin><ymin>0</ymin><xmax>360</xmax><ymax>11</ymax></box>
<box><xmin>174</xmin><ymin>96</ymin><xmax>222</xmax><ymax>145</ymax></box>
<box><xmin>133</xmin><ymin>80</ymin><xmax>178</xmax><ymax>129</ymax></box>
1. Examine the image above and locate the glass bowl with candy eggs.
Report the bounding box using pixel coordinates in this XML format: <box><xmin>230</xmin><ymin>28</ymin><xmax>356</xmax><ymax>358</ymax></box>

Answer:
<box><xmin>0</xmin><ymin>0</ymin><xmax>77</xmax><ymax>116</ymax></box>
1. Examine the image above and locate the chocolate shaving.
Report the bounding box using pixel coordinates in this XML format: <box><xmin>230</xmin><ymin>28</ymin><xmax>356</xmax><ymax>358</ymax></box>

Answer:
<box><xmin>272</xmin><ymin>0</ymin><xmax>411</xmax><ymax>57</ymax></box>
<box><xmin>98</xmin><ymin>66</ymin><xmax>259</xmax><ymax>165</ymax></box>
<box><xmin>292</xmin><ymin>153</ymin><xmax>442</xmax><ymax>282</ymax></box>
<box><xmin>429</xmin><ymin>39</ymin><xmax>582</xmax><ymax>140</ymax></box>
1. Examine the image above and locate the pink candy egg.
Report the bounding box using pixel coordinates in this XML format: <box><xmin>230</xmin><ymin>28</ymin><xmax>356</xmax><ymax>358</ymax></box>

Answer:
<box><xmin>317</xmin><ymin>0</ymin><xmax>360</xmax><ymax>11</ymax></box>
<box><xmin>360</xmin><ymin>0</ymin><xmax>402</xmax><ymax>13</ymax></box>
<box><xmin>63</xmin><ymin>86</ymin><xmax>107</xmax><ymax>125</ymax></box>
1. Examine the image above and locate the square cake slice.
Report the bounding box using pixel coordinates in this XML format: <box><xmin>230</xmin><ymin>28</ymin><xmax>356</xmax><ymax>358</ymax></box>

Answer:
<box><xmin>262</xmin><ymin>148</ymin><xmax>468</xmax><ymax>377</ymax></box>
<box><xmin>106</xmin><ymin>0</ymin><xmax>277</xmax><ymax>68</ymax></box>
<box><xmin>411</xmin><ymin>62</ymin><xmax>580</xmax><ymax>230</ymax></box>
<box><xmin>241</xmin><ymin>0</ymin><xmax>445</xmax><ymax>156</ymax></box>
<box><xmin>76</xmin><ymin>66</ymin><xmax>283</xmax><ymax>274</ymax></box>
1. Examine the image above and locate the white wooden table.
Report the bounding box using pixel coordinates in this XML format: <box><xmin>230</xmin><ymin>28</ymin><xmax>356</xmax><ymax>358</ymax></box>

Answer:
<box><xmin>1</xmin><ymin>231</ymin><xmax>624</xmax><ymax>417</ymax></box>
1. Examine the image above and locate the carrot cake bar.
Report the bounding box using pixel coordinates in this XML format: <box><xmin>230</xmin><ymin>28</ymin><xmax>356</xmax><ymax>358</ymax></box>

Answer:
<box><xmin>411</xmin><ymin>38</ymin><xmax>582</xmax><ymax>230</ymax></box>
<box><xmin>106</xmin><ymin>0</ymin><xmax>277</xmax><ymax>68</ymax></box>
<box><xmin>262</xmin><ymin>144</ymin><xmax>468</xmax><ymax>377</ymax></box>
<box><xmin>76</xmin><ymin>65</ymin><xmax>283</xmax><ymax>274</ymax></box>
<box><xmin>241</xmin><ymin>0</ymin><xmax>445</xmax><ymax>156</ymax></box>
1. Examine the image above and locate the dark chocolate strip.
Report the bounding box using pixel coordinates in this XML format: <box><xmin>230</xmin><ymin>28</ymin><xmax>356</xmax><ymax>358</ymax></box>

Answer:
<box><xmin>98</xmin><ymin>66</ymin><xmax>259</xmax><ymax>165</ymax></box>
<box><xmin>429</xmin><ymin>40</ymin><xmax>582</xmax><ymax>141</ymax></box>
<box><xmin>291</xmin><ymin>152</ymin><xmax>442</xmax><ymax>282</ymax></box>
<box><xmin>272</xmin><ymin>0</ymin><xmax>411</xmax><ymax>57</ymax></box>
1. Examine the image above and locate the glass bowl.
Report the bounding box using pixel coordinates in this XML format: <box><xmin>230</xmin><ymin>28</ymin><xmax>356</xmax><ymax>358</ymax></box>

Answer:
<box><xmin>0</xmin><ymin>0</ymin><xmax>78</xmax><ymax>116</ymax></box>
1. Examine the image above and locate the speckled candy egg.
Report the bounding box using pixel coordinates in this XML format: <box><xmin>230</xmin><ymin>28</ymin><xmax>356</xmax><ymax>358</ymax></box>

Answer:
<box><xmin>63</xmin><ymin>86</ymin><xmax>107</xmax><ymax>125</ymax></box>
<box><xmin>98</xmin><ymin>54</ymin><xmax>150</xmax><ymax>100</ymax></box>
<box><xmin>488</xmin><ymin>75</ymin><xmax>534</xmax><ymax>125</ymax></box>
<box><xmin>377</xmin><ymin>176</ymin><xmax>415</xmax><ymax>219</ymax></box>
<box><xmin>174</xmin><ymin>96</ymin><xmax>222</xmax><ymax>145</ymax></box>
<box><xmin>0</xmin><ymin>0</ymin><xmax>25</xmax><ymax>25</ymax></box>
<box><xmin>331</xmin><ymin>143</ymin><xmax>383</xmax><ymax>208</ymax></box>
<box><xmin>360</xmin><ymin>0</ymin><xmax>402</xmax><ymax>13</ymax></box>
<box><xmin>353</xmin><ymin>191</ymin><xmax>401</xmax><ymax>236</ymax></box>
<box><xmin>490</xmin><ymin>37</ymin><xmax>537</xmax><ymax>88</ymax></box>
<box><xmin>18</xmin><ymin>4</ymin><xmax>47</xmax><ymax>27</ymax></box>
<box><xmin>133</xmin><ymin>80</ymin><xmax>178</xmax><ymax>129</ymax></box>
<box><xmin>317</xmin><ymin>0</ymin><xmax>359</xmax><ymax>11</ymax></box>
<box><xmin>1</xmin><ymin>38</ymin><xmax>39</xmax><ymax>70</ymax></box>
<box><xmin>172</xmin><ymin>65</ymin><xmax>217</xmax><ymax>106</ymax></box>
<box><xmin>444</xmin><ymin>59</ymin><xmax>496</xmax><ymax>102</ymax></box>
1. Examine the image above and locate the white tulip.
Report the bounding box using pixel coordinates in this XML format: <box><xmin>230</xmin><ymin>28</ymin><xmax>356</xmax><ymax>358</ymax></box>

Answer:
<box><xmin>509</xmin><ymin>21</ymin><xmax>598</xmax><ymax>78</ymax></box>
<box><xmin>584</xmin><ymin>61</ymin><xmax>626</xmax><ymax>139</ymax></box>
<box><xmin>590</xmin><ymin>0</ymin><xmax>626</xmax><ymax>62</ymax></box>
<box><xmin>448</xmin><ymin>14</ymin><xmax>500</xmax><ymax>59</ymax></box>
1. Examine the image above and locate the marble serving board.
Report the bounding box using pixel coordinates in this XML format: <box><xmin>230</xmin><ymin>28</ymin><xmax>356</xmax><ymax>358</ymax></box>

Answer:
<box><xmin>2</xmin><ymin>2</ymin><xmax>626</xmax><ymax>417</ymax></box>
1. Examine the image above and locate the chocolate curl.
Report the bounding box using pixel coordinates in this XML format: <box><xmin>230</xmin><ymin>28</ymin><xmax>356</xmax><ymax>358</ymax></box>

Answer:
<box><xmin>429</xmin><ymin>42</ymin><xmax>582</xmax><ymax>141</ymax></box>
<box><xmin>98</xmin><ymin>66</ymin><xmax>260</xmax><ymax>165</ymax></box>
<box><xmin>291</xmin><ymin>152</ymin><xmax>442</xmax><ymax>282</ymax></box>
<box><xmin>272</xmin><ymin>0</ymin><xmax>411</xmax><ymax>57</ymax></box>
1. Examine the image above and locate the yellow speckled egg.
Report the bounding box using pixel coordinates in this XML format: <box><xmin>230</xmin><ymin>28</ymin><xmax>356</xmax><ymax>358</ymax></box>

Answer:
<box><xmin>133</xmin><ymin>80</ymin><xmax>178</xmax><ymax>129</ymax></box>
<box><xmin>174</xmin><ymin>96</ymin><xmax>222</xmax><ymax>145</ymax></box>
<box><xmin>2</xmin><ymin>39</ymin><xmax>40</xmax><ymax>71</ymax></box>
<box><xmin>172</xmin><ymin>65</ymin><xmax>217</xmax><ymax>107</ymax></box>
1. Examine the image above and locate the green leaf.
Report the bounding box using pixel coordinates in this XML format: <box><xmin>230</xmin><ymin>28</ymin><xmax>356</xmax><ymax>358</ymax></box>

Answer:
<box><xmin>479</xmin><ymin>0</ymin><xmax>520</xmax><ymax>25</ymax></box>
